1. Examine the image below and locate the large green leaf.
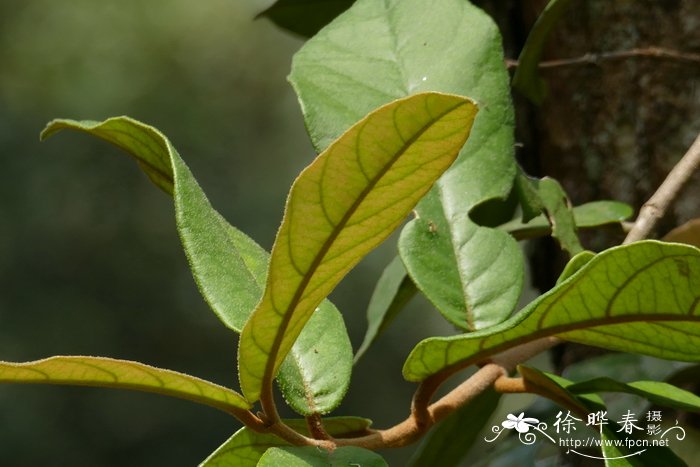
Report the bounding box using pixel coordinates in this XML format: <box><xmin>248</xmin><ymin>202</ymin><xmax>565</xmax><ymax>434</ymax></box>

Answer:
<box><xmin>257</xmin><ymin>0</ymin><xmax>355</xmax><ymax>38</ymax></box>
<box><xmin>258</xmin><ymin>446</ymin><xmax>387</xmax><ymax>467</ymax></box>
<box><xmin>200</xmin><ymin>417</ymin><xmax>371</xmax><ymax>467</ymax></box>
<box><xmin>408</xmin><ymin>388</ymin><xmax>500</xmax><ymax>467</ymax></box>
<box><xmin>289</xmin><ymin>0</ymin><xmax>521</xmax><ymax>332</ymax></box>
<box><xmin>568</xmin><ymin>378</ymin><xmax>700</xmax><ymax>412</ymax></box>
<box><xmin>403</xmin><ymin>241</ymin><xmax>700</xmax><ymax>382</ymax></box>
<box><xmin>499</xmin><ymin>200</ymin><xmax>634</xmax><ymax>241</ymax></box>
<box><xmin>238</xmin><ymin>92</ymin><xmax>478</xmax><ymax>404</ymax></box>
<box><xmin>512</xmin><ymin>0</ymin><xmax>574</xmax><ymax>104</ymax></box>
<box><xmin>354</xmin><ymin>255</ymin><xmax>417</xmax><ymax>363</ymax></box>
<box><xmin>0</xmin><ymin>356</ymin><xmax>249</xmax><ymax>414</ymax></box>
<box><xmin>41</xmin><ymin>117</ymin><xmax>353</xmax><ymax>415</ymax></box>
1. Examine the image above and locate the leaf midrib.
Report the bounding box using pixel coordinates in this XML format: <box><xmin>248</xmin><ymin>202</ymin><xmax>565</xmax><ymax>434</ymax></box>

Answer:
<box><xmin>262</xmin><ymin>98</ymin><xmax>469</xmax><ymax>388</ymax></box>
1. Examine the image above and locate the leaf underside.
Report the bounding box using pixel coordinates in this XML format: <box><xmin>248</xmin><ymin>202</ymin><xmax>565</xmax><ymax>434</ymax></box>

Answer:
<box><xmin>404</xmin><ymin>241</ymin><xmax>700</xmax><ymax>382</ymax></box>
<box><xmin>238</xmin><ymin>92</ymin><xmax>478</xmax><ymax>403</ymax></box>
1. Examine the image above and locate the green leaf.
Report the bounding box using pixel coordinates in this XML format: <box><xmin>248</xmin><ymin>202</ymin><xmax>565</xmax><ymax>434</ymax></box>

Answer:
<box><xmin>258</xmin><ymin>446</ymin><xmax>387</xmax><ymax>467</ymax></box>
<box><xmin>238</xmin><ymin>92</ymin><xmax>478</xmax><ymax>404</ymax></box>
<box><xmin>499</xmin><ymin>200</ymin><xmax>634</xmax><ymax>240</ymax></box>
<box><xmin>537</xmin><ymin>177</ymin><xmax>583</xmax><ymax>255</ymax></box>
<box><xmin>408</xmin><ymin>388</ymin><xmax>500</xmax><ymax>467</ymax></box>
<box><xmin>200</xmin><ymin>417</ymin><xmax>371</xmax><ymax>467</ymax></box>
<box><xmin>256</xmin><ymin>0</ymin><xmax>355</xmax><ymax>38</ymax></box>
<box><xmin>556</xmin><ymin>250</ymin><xmax>596</xmax><ymax>285</ymax></box>
<box><xmin>514</xmin><ymin>167</ymin><xmax>545</xmax><ymax>222</ymax></box>
<box><xmin>403</xmin><ymin>241</ymin><xmax>700</xmax><ymax>382</ymax></box>
<box><xmin>288</xmin><ymin>0</ymin><xmax>522</xmax><ymax>332</ymax></box>
<box><xmin>568</xmin><ymin>378</ymin><xmax>700</xmax><ymax>412</ymax></box>
<box><xmin>0</xmin><ymin>356</ymin><xmax>250</xmax><ymax>413</ymax></box>
<box><xmin>41</xmin><ymin>117</ymin><xmax>353</xmax><ymax>415</ymax></box>
<box><xmin>354</xmin><ymin>255</ymin><xmax>417</xmax><ymax>363</ymax></box>
<box><xmin>512</xmin><ymin>0</ymin><xmax>574</xmax><ymax>104</ymax></box>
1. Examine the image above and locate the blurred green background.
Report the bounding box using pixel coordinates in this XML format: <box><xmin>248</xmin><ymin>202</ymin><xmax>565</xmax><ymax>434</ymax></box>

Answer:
<box><xmin>0</xmin><ymin>1</ymin><xmax>462</xmax><ymax>465</ymax></box>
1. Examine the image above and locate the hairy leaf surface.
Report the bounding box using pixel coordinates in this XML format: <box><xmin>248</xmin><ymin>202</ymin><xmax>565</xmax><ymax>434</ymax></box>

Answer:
<box><xmin>404</xmin><ymin>241</ymin><xmax>700</xmax><ymax>382</ymax></box>
<box><xmin>238</xmin><ymin>92</ymin><xmax>477</xmax><ymax>403</ymax></box>
<box><xmin>0</xmin><ymin>356</ymin><xmax>250</xmax><ymax>413</ymax></box>
<box><xmin>41</xmin><ymin>117</ymin><xmax>353</xmax><ymax>414</ymax></box>
<box><xmin>290</xmin><ymin>0</ymin><xmax>522</xmax><ymax>331</ymax></box>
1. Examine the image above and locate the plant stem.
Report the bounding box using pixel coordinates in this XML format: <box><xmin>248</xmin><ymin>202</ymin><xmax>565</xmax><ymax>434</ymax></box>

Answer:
<box><xmin>624</xmin><ymin>131</ymin><xmax>700</xmax><ymax>244</ymax></box>
<box><xmin>506</xmin><ymin>46</ymin><xmax>700</xmax><ymax>70</ymax></box>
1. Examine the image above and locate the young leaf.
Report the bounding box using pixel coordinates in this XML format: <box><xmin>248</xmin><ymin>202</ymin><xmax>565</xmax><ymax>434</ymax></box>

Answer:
<box><xmin>499</xmin><ymin>200</ymin><xmax>634</xmax><ymax>240</ymax></box>
<box><xmin>257</xmin><ymin>0</ymin><xmax>355</xmax><ymax>38</ymax></box>
<box><xmin>403</xmin><ymin>241</ymin><xmax>700</xmax><ymax>382</ymax></box>
<box><xmin>537</xmin><ymin>177</ymin><xmax>583</xmax><ymax>255</ymax></box>
<box><xmin>238</xmin><ymin>92</ymin><xmax>478</xmax><ymax>404</ymax></box>
<box><xmin>0</xmin><ymin>356</ymin><xmax>250</xmax><ymax>414</ymax></box>
<box><xmin>354</xmin><ymin>256</ymin><xmax>417</xmax><ymax>363</ymax></box>
<box><xmin>258</xmin><ymin>446</ymin><xmax>387</xmax><ymax>467</ymax></box>
<box><xmin>289</xmin><ymin>0</ymin><xmax>521</xmax><ymax>333</ymax></box>
<box><xmin>408</xmin><ymin>389</ymin><xmax>501</xmax><ymax>467</ymax></box>
<box><xmin>512</xmin><ymin>0</ymin><xmax>574</xmax><ymax>104</ymax></box>
<box><xmin>514</xmin><ymin>167</ymin><xmax>546</xmax><ymax>222</ymax></box>
<box><xmin>200</xmin><ymin>417</ymin><xmax>371</xmax><ymax>467</ymax></box>
<box><xmin>41</xmin><ymin>117</ymin><xmax>353</xmax><ymax>415</ymax></box>
<box><xmin>568</xmin><ymin>378</ymin><xmax>700</xmax><ymax>412</ymax></box>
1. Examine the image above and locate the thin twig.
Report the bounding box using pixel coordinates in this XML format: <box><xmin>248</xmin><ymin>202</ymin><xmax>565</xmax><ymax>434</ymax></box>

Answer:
<box><xmin>624</xmin><ymin>132</ymin><xmax>700</xmax><ymax>244</ymax></box>
<box><xmin>506</xmin><ymin>46</ymin><xmax>700</xmax><ymax>70</ymax></box>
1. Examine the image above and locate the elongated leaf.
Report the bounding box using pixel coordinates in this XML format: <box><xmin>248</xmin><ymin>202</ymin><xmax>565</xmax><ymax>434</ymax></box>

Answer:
<box><xmin>519</xmin><ymin>367</ymin><xmax>686</xmax><ymax>467</ymax></box>
<box><xmin>354</xmin><ymin>255</ymin><xmax>417</xmax><ymax>363</ymax></box>
<box><xmin>499</xmin><ymin>200</ymin><xmax>634</xmax><ymax>240</ymax></box>
<box><xmin>257</xmin><ymin>0</ymin><xmax>355</xmax><ymax>38</ymax></box>
<box><xmin>238</xmin><ymin>92</ymin><xmax>478</xmax><ymax>403</ymax></box>
<box><xmin>538</xmin><ymin>177</ymin><xmax>583</xmax><ymax>255</ymax></box>
<box><xmin>403</xmin><ymin>241</ymin><xmax>700</xmax><ymax>382</ymax></box>
<box><xmin>258</xmin><ymin>446</ymin><xmax>387</xmax><ymax>467</ymax></box>
<box><xmin>568</xmin><ymin>378</ymin><xmax>700</xmax><ymax>412</ymax></box>
<box><xmin>0</xmin><ymin>356</ymin><xmax>249</xmax><ymax>414</ymax></box>
<box><xmin>200</xmin><ymin>417</ymin><xmax>371</xmax><ymax>467</ymax></box>
<box><xmin>514</xmin><ymin>167</ymin><xmax>545</xmax><ymax>222</ymax></box>
<box><xmin>41</xmin><ymin>117</ymin><xmax>353</xmax><ymax>415</ymax></box>
<box><xmin>290</xmin><ymin>0</ymin><xmax>523</xmax><ymax>331</ymax></box>
<box><xmin>512</xmin><ymin>0</ymin><xmax>574</xmax><ymax>103</ymax></box>
<box><xmin>408</xmin><ymin>388</ymin><xmax>500</xmax><ymax>467</ymax></box>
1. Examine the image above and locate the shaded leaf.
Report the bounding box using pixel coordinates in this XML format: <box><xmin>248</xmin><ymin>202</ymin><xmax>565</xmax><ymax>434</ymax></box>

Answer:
<box><xmin>41</xmin><ymin>117</ymin><xmax>353</xmax><ymax>415</ymax></box>
<box><xmin>403</xmin><ymin>241</ymin><xmax>700</xmax><ymax>382</ymax></box>
<box><xmin>355</xmin><ymin>256</ymin><xmax>417</xmax><ymax>363</ymax></box>
<box><xmin>200</xmin><ymin>417</ymin><xmax>371</xmax><ymax>467</ymax></box>
<box><xmin>238</xmin><ymin>92</ymin><xmax>478</xmax><ymax>403</ymax></box>
<box><xmin>568</xmin><ymin>378</ymin><xmax>700</xmax><ymax>412</ymax></box>
<box><xmin>0</xmin><ymin>356</ymin><xmax>250</xmax><ymax>414</ymax></box>
<box><xmin>257</xmin><ymin>0</ymin><xmax>355</xmax><ymax>38</ymax></box>
<box><xmin>514</xmin><ymin>167</ymin><xmax>545</xmax><ymax>222</ymax></box>
<box><xmin>512</xmin><ymin>0</ymin><xmax>574</xmax><ymax>104</ymax></box>
<box><xmin>408</xmin><ymin>388</ymin><xmax>500</xmax><ymax>467</ymax></box>
<box><xmin>290</xmin><ymin>0</ymin><xmax>523</xmax><ymax>332</ymax></box>
<box><xmin>538</xmin><ymin>177</ymin><xmax>583</xmax><ymax>255</ymax></box>
<box><xmin>663</xmin><ymin>219</ymin><xmax>700</xmax><ymax>249</ymax></box>
<box><xmin>258</xmin><ymin>446</ymin><xmax>387</xmax><ymax>467</ymax></box>
<box><xmin>499</xmin><ymin>200</ymin><xmax>634</xmax><ymax>240</ymax></box>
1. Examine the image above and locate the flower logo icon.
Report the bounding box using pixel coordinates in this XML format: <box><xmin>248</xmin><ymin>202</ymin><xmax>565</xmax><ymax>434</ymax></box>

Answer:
<box><xmin>502</xmin><ymin>412</ymin><xmax>540</xmax><ymax>433</ymax></box>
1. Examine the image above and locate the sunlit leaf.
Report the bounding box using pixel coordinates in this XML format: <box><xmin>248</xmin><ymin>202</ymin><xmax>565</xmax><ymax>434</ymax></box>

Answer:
<box><xmin>403</xmin><ymin>241</ymin><xmax>700</xmax><ymax>382</ymax></box>
<box><xmin>238</xmin><ymin>92</ymin><xmax>478</xmax><ymax>403</ymax></box>
<box><xmin>568</xmin><ymin>378</ymin><xmax>700</xmax><ymax>412</ymax></box>
<box><xmin>256</xmin><ymin>0</ymin><xmax>355</xmax><ymax>37</ymax></box>
<box><xmin>0</xmin><ymin>356</ymin><xmax>249</xmax><ymax>414</ymax></box>
<box><xmin>512</xmin><ymin>0</ymin><xmax>574</xmax><ymax>103</ymax></box>
<box><xmin>200</xmin><ymin>417</ymin><xmax>371</xmax><ymax>467</ymax></box>
<box><xmin>258</xmin><ymin>446</ymin><xmax>387</xmax><ymax>467</ymax></box>
<box><xmin>355</xmin><ymin>256</ymin><xmax>417</xmax><ymax>363</ymax></box>
<box><xmin>289</xmin><ymin>0</ymin><xmax>523</xmax><ymax>332</ymax></box>
<box><xmin>499</xmin><ymin>201</ymin><xmax>633</xmax><ymax>241</ymax></box>
<box><xmin>556</xmin><ymin>250</ymin><xmax>595</xmax><ymax>285</ymax></box>
<box><xmin>41</xmin><ymin>117</ymin><xmax>353</xmax><ymax>415</ymax></box>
